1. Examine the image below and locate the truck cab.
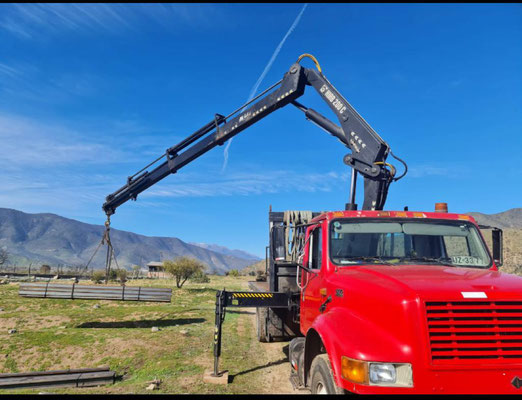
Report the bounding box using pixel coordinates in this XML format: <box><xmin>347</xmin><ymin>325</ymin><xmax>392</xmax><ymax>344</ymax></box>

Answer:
<box><xmin>287</xmin><ymin>209</ymin><xmax>522</xmax><ymax>394</ymax></box>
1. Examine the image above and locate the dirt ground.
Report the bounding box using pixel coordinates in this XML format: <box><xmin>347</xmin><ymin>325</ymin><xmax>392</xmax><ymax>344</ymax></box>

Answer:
<box><xmin>208</xmin><ymin>278</ymin><xmax>307</xmax><ymax>394</ymax></box>
<box><xmin>244</xmin><ymin>309</ymin><xmax>305</xmax><ymax>394</ymax></box>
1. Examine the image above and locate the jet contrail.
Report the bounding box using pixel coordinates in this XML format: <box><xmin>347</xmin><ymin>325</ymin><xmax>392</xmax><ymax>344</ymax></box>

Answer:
<box><xmin>221</xmin><ymin>3</ymin><xmax>308</xmax><ymax>172</ymax></box>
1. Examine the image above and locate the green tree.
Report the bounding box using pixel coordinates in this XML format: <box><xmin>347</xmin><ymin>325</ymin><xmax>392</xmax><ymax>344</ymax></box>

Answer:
<box><xmin>132</xmin><ymin>265</ymin><xmax>141</xmax><ymax>279</ymax></box>
<box><xmin>40</xmin><ymin>264</ymin><xmax>51</xmax><ymax>274</ymax></box>
<box><xmin>163</xmin><ymin>257</ymin><xmax>206</xmax><ymax>288</ymax></box>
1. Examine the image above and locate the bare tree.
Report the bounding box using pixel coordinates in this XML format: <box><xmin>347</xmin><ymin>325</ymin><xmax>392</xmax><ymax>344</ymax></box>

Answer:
<box><xmin>0</xmin><ymin>249</ymin><xmax>8</xmax><ymax>269</ymax></box>
<box><xmin>132</xmin><ymin>265</ymin><xmax>141</xmax><ymax>279</ymax></box>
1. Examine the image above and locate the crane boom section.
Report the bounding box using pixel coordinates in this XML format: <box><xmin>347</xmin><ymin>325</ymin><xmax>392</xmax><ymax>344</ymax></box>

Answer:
<box><xmin>103</xmin><ymin>61</ymin><xmax>394</xmax><ymax>216</ymax></box>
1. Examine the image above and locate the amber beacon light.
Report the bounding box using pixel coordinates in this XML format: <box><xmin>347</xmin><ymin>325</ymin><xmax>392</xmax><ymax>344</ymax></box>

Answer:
<box><xmin>435</xmin><ymin>202</ymin><xmax>448</xmax><ymax>213</ymax></box>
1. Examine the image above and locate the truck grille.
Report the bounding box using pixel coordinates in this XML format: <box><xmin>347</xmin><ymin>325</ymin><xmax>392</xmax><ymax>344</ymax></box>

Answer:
<box><xmin>426</xmin><ymin>301</ymin><xmax>522</xmax><ymax>365</ymax></box>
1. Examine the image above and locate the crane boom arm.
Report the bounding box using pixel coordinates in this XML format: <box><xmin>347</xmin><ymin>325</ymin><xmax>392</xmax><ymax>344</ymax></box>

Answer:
<box><xmin>103</xmin><ymin>59</ymin><xmax>399</xmax><ymax>216</ymax></box>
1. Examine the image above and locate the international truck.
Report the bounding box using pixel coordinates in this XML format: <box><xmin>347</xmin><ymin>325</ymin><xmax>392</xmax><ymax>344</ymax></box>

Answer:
<box><xmin>218</xmin><ymin>206</ymin><xmax>516</xmax><ymax>394</ymax></box>
<box><xmin>102</xmin><ymin>55</ymin><xmax>521</xmax><ymax>394</ymax></box>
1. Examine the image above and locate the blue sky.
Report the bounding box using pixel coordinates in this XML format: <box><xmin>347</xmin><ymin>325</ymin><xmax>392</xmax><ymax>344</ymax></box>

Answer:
<box><xmin>0</xmin><ymin>3</ymin><xmax>520</xmax><ymax>257</ymax></box>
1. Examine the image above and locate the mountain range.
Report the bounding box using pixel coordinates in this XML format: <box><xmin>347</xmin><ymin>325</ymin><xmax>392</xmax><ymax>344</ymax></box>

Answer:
<box><xmin>188</xmin><ymin>242</ymin><xmax>260</xmax><ymax>262</ymax></box>
<box><xmin>0</xmin><ymin>208</ymin><xmax>259</xmax><ymax>275</ymax></box>
<box><xmin>466</xmin><ymin>208</ymin><xmax>522</xmax><ymax>229</ymax></box>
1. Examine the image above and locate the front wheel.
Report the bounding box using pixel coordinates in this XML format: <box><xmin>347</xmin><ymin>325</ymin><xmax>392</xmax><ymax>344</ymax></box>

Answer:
<box><xmin>310</xmin><ymin>354</ymin><xmax>345</xmax><ymax>394</ymax></box>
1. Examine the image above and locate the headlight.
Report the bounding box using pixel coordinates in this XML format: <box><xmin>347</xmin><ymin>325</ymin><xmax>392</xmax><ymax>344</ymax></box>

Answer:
<box><xmin>341</xmin><ymin>357</ymin><xmax>413</xmax><ymax>387</ymax></box>
<box><xmin>369</xmin><ymin>363</ymin><xmax>396</xmax><ymax>384</ymax></box>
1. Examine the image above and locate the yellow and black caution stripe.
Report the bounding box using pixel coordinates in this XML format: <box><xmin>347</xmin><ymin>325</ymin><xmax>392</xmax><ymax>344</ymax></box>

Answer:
<box><xmin>221</xmin><ymin>290</ymin><xmax>290</xmax><ymax>308</ymax></box>
<box><xmin>232</xmin><ymin>292</ymin><xmax>274</xmax><ymax>299</ymax></box>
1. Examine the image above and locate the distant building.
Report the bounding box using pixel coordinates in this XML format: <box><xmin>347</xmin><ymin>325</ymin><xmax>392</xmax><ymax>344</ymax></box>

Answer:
<box><xmin>146</xmin><ymin>261</ymin><xmax>167</xmax><ymax>279</ymax></box>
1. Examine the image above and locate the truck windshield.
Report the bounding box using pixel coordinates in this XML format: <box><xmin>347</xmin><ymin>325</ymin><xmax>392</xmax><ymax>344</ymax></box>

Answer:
<box><xmin>329</xmin><ymin>219</ymin><xmax>491</xmax><ymax>268</ymax></box>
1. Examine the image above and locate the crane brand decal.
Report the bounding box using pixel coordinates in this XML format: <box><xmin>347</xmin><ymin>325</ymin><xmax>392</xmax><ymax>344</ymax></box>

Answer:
<box><xmin>461</xmin><ymin>291</ymin><xmax>487</xmax><ymax>299</ymax></box>
<box><xmin>239</xmin><ymin>111</ymin><xmax>252</xmax><ymax>122</ymax></box>
<box><xmin>320</xmin><ymin>84</ymin><xmax>347</xmax><ymax>114</ymax></box>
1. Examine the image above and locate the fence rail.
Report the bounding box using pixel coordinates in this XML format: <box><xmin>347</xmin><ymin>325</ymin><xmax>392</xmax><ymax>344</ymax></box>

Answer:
<box><xmin>19</xmin><ymin>282</ymin><xmax>172</xmax><ymax>303</ymax></box>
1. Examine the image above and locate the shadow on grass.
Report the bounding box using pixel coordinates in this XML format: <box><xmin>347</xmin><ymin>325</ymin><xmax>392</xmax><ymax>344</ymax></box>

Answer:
<box><xmin>76</xmin><ymin>317</ymin><xmax>205</xmax><ymax>329</ymax></box>
<box><xmin>229</xmin><ymin>357</ymin><xmax>288</xmax><ymax>383</ymax></box>
<box><xmin>226</xmin><ymin>310</ymin><xmax>255</xmax><ymax>315</ymax></box>
<box><xmin>228</xmin><ymin>344</ymin><xmax>290</xmax><ymax>383</ymax></box>
<box><xmin>184</xmin><ymin>288</ymin><xmax>218</xmax><ymax>294</ymax></box>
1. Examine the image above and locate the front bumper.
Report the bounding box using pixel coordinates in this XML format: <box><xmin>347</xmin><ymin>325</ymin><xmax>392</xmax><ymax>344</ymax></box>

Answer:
<box><xmin>342</xmin><ymin>366</ymin><xmax>522</xmax><ymax>394</ymax></box>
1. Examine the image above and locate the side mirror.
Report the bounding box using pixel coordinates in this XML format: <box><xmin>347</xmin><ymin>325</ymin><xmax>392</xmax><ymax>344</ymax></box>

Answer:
<box><xmin>492</xmin><ymin>228</ymin><xmax>503</xmax><ymax>267</ymax></box>
<box><xmin>479</xmin><ymin>225</ymin><xmax>503</xmax><ymax>267</ymax></box>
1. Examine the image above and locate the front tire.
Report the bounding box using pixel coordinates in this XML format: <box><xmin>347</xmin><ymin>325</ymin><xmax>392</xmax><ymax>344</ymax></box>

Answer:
<box><xmin>310</xmin><ymin>354</ymin><xmax>345</xmax><ymax>394</ymax></box>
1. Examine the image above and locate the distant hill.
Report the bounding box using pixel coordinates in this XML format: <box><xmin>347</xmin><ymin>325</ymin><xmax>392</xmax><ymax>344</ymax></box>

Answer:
<box><xmin>467</xmin><ymin>208</ymin><xmax>522</xmax><ymax>229</ymax></box>
<box><xmin>189</xmin><ymin>242</ymin><xmax>260</xmax><ymax>262</ymax></box>
<box><xmin>0</xmin><ymin>208</ymin><xmax>257</xmax><ymax>274</ymax></box>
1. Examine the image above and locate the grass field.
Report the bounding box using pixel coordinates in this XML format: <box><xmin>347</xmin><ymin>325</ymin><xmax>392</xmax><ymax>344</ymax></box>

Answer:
<box><xmin>0</xmin><ymin>276</ymin><xmax>296</xmax><ymax>394</ymax></box>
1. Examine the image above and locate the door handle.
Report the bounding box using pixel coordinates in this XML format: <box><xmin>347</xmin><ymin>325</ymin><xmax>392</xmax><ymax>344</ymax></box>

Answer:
<box><xmin>319</xmin><ymin>296</ymin><xmax>332</xmax><ymax>313</ymax></box>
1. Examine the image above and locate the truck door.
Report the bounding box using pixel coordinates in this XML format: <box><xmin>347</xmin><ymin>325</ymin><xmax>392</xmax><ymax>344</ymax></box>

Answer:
<box><xmin>300</xmin><ymin>224</ymin><xmax>325</xmax><ymax>332</ymax></box>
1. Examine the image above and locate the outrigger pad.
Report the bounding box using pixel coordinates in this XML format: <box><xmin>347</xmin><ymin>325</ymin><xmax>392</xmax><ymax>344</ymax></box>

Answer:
<box><xmin>203</xmin><ymin>370</ymin><xmax>229</xmax><ymax>385</ymax></box>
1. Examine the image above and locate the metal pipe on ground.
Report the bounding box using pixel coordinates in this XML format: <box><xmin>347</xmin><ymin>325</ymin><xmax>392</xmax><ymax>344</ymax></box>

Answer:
<box><xmin>0</xmin><ymin>367</ymin><xmax>116</xmax><ymax>390</ymax></box>
<box><xmin>18</xmin><ymin>283</ymin><xmax>172</xmax><ymax>303</ymax></box>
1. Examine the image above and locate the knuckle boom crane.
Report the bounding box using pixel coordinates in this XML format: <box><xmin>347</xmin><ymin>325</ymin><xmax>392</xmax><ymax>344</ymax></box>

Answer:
<box><xmin>102</xmin><ymin>54</ymin><xmax>406</xmax><ymax>217</ymax></box>
<box><xmin>102</xmin><ymin>54</ymin><xmax>408</xmax><ymax>387</ymax></box>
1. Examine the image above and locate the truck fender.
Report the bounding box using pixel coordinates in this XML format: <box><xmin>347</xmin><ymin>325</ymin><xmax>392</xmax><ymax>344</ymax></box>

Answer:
<box><xmin>304</xmin><ymin>307</ymin><xmax>411</xmax><ymax>389</ymax></box>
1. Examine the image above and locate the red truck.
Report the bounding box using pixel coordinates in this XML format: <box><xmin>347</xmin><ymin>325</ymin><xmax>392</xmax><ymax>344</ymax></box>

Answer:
<box><xmin>212</xmin><ymin>206</ymin><xmax>520</xmax><ymax>394</ymax></box>
<box><xmin>101</xmin><ymin>55</ymin><xmax>519</xmax><ymax>393</ymax></box>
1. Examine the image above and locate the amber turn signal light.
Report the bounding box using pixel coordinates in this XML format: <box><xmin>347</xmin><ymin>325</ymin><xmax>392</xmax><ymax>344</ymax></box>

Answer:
<box><xmin>341</xmin><ymin>356</ymin><xmax>369</xmax><ymax>384</ymax></box>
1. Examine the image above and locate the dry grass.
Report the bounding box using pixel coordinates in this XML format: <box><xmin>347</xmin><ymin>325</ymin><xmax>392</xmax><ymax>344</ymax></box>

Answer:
<box><xmin>0</xmin><ymin>275</ymin><xmax>295</xmax><ymax>394</ymax></box>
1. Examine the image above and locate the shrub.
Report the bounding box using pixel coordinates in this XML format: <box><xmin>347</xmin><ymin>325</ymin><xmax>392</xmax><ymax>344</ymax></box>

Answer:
<box><xmin>190</xmin><ymin>270</ymin><xmax>210</xmax><ymax>283</ymax></box>
<box><xmin>108</xmin><ymin>269</ymin><xmax>117</xmax><ymax>281</ymax></box>
<box><xmin>163</xmin><ymin>257</ymin><xmax>206</xmax><ymax>288</ymax></box>
<box><xmin>116</xmin><ymin>268</ymin><xmax>127</xmax><ymax>284</ymax></box>
<box><xmin>228</xmin><ymin>269</ymin><xmax>239</xmax><ymax>277</ymax></box>
<box><xmin>92</xmin><ymin>270</ymin><xmax>105</xmax><ymax>284</ymax></box>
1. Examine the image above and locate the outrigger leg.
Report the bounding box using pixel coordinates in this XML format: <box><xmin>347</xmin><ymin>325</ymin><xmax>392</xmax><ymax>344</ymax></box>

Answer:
<box><xmin>212</xmin><ymin>290</ymin><xmax>226</xmax><ymax>378</ymax></box>
<box><xmin>204</xmin><ymin>289</ymin><xmax>291</xmax><ymax>385</ymax></box>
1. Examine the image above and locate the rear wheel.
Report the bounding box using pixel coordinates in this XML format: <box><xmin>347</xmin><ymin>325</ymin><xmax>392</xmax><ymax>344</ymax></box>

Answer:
<box><xmin>310</xmin><ymin>354</ymin><xmax>345</xmax><ymax>394</ymax></box>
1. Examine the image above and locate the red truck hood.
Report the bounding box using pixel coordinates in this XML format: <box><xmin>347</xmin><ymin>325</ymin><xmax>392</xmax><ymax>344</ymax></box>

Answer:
<box><xmin>339</xmin><ymin>264</ymin><xmax>522</xmax><ymax>301</ymax></box>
